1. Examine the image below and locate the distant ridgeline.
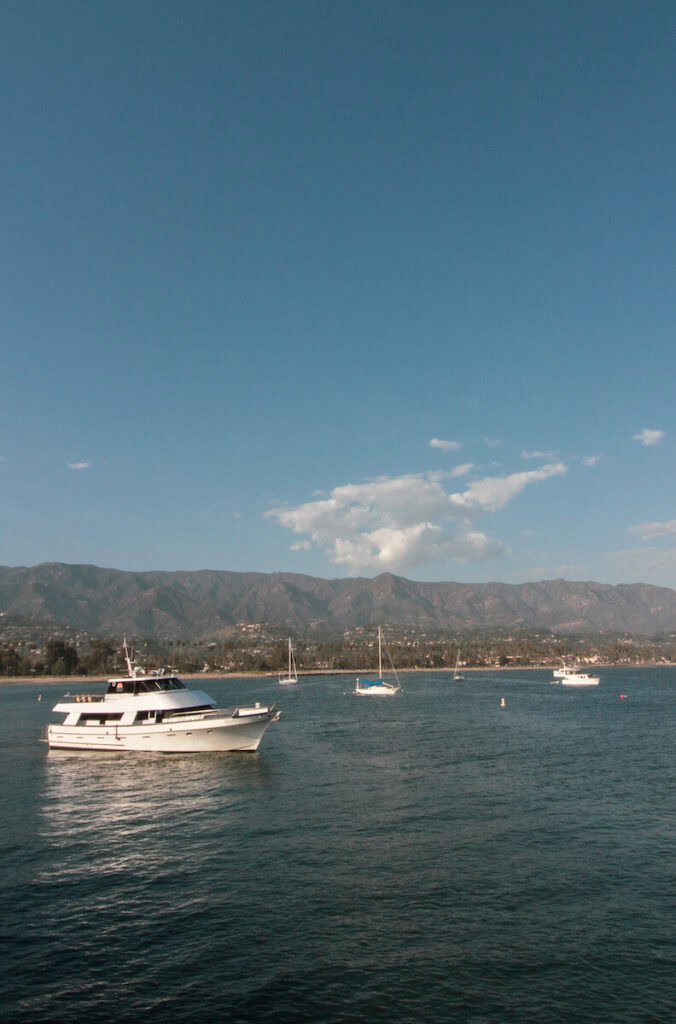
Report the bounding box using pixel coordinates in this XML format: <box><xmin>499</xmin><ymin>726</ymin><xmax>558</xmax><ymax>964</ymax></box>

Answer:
<box><xmin>1</xmin><ymin>562</ymin><xmax>676</xmax><ymax>638</ymax></box>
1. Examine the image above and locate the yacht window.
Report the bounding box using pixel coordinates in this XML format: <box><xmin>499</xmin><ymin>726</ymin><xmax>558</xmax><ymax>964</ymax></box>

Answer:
<box><xmin>163</xmin><ymin>704</ymin><xmax>212</xmax><ymax>717</ymax></box>
<box><xmin>106</xmin><ymin>681</ymin><xmax>136</xmax><ymax>694</ymax></box>
<box><xmin>132</xmin><ymin>681</ymin><xmax>161</xmax><ymax>693</ymax></box>
<box><xmin>79</xmin><ymin>713</ymin><xmax>123</xmax><ymax>724</ymax></box>
<box><xmin>103</xmin><ymin>676</ymin><xmax>186</xmax><ymax>693</ymax></box>
<box><xmin>134</xmin><ymin>710</ymin><xmax>164</xmax><ymax>723</ymax></box>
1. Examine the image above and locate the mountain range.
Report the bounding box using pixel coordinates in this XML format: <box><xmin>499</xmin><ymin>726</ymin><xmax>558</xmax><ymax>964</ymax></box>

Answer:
<box><xmin>1</xmin><ymin>563</ymin><xmax>675</xmax><ymax>637</ymax></box>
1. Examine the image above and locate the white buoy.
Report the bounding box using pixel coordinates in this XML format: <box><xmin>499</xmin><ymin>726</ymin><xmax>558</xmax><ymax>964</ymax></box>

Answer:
<box><xmin>500</xmin><ymin>697</ymin><xmax>506</xmax><ymax>708</ymax></box>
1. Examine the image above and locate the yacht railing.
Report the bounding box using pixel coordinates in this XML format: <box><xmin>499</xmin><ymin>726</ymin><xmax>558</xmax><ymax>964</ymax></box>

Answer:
<box><xmin>167</xmin><ymin>703</ymin><xmax>277</xmax><ymax>723</ymax></box>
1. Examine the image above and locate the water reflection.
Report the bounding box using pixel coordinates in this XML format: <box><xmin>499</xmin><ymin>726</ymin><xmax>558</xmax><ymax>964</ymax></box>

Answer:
<box><xmin>39</xmin><ymin>749</ymin><xmax>278</xmax><ymax>882</ymax></box>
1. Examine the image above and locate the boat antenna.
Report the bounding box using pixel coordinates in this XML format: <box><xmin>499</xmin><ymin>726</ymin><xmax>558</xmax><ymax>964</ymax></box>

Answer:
<box><xmin>123</xmin><ymin>637</ymin><xmax>135</xmax><ymax>677</ymax></box>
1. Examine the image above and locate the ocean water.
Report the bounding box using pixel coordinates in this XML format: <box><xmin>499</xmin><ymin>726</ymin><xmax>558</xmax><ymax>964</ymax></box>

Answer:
<box><xmin>1</xmin><ymin>668</ymin><xmax>674</xmax><ymax>1023</ymax></box>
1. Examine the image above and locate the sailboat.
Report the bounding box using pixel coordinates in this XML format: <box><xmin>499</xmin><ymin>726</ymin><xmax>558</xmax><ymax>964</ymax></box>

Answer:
<box><xmin>279</xmin><ymin>638</ymin><xmax>298</xmax><ymax>686</ymax></box>
<box><xmin>354</xmin><ymin>626</ymin><xmax>401</xmax><ymax>696</ymax></box>
<box><xmin>453</xmin><ymin>650</ymin><xmax>464</xmax><ymax>681</ymax></box>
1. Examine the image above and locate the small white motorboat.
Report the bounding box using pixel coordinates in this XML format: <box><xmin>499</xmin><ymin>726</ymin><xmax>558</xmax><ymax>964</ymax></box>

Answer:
<box><xmin>552</xmin><ymin>665</ymin><xmax>600</xmax><ymax>687</ymax></box>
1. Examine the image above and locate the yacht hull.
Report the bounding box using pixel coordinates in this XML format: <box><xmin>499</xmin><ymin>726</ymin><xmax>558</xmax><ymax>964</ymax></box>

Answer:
<box><xmin>47</xmin><ymin>710</ymin><xmax>280</xmax><ymax>753</ymax></box>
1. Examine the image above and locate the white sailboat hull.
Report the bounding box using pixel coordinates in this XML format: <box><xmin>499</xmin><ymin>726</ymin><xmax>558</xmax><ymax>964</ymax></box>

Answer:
<box><xmin>354</xmin><ymin>680</ymin><xmax>399</xmax><ymax>696</ymax></box>
<box><xmin>47</xmin><ymin>709</ymin><xmax>280</xmax><ymax>753</ymax></box>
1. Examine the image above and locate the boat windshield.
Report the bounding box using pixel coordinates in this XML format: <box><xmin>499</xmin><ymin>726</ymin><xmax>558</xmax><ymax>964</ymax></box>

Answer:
<box><xmin>106</xmin><ymin>677</ymin><xmax>186</xmax><ymax>694</ymax></box>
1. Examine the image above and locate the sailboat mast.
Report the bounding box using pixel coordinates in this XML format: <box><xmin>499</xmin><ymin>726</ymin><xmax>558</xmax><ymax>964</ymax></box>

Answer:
<box><xmin>378</xmin><ymin>626</ymin><xmax>382</xmax><ymax>679</ymax></box>
<box><xmin>288</xmin><ymin>638</ymin><xmax>292</xmax><ymax>676</ymax></box>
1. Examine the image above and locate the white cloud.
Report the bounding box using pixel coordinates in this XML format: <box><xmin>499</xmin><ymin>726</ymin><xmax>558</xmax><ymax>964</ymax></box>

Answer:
<box><xmin>67</xmin><ymin>461</ymin><xmax>91</xmax><ymax>471</ymax></box>
<box><xmin>627</xmin><ymin>519</ymin><xmax>676</xmax><ymax>541</ymax></box>
<box><xmin>522</xmin><ymin>449</ymin><xmax>557</xmax><ymax>460</ymax></box>
<box><xmin>332</xmin><ymin>524</ymin><xmax>505</xmax><ymax>573</ymax></box>
<box><xmin>582</xmin><ymin>455</ymin><xmax>602</xmax><ymax>467</ymax></box>
<box><xmin>266</xmin><ymin>463</ymin><xmax>566</xmax><ymax>574</ymax></box>
<box><xmin>450</xmin><ymin>462</ymin><xmax>475</xmax><ymax>477</ymax></box>
<box><xmin>607</xmin><ymin>546</ymin><xmax>676</xmax><ymax>581</ymax></box>
<box><xmin>449</xmin><ymin>463</ymin><xmax>567</xmax><ymax>515</ymax></box>
<box><xmin>612</xmin><ymin>518</ymin><xmax>676</xmax><ymax>585</ymax></box>
<box><xmin>429</xmin><ymin>438</ymin><xmax>462</xmax><ymax>452</ymax></box>
<box><xmin>632</xmin><ymin>428</ymin><xmax>665</xmax><ymax>447</ymax></box>
<box><xmin>290</xmin><ymin>540</ymin><xmax>312</xmax><ymax>550</ymax></box>
<box><xmin>484</xmin><ymin>438</ymin><xmax>502</xmax><ymax>448</ymax></box>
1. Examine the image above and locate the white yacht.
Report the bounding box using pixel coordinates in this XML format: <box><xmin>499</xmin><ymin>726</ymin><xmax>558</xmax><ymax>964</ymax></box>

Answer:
<box><xmin>552</xmin><ymin>665</ymin><xmax>600</xmax><ymax>687</ymax></box>
<box><xmin>47</xmin><ymin>643</ymin><xmax>281</xmax><ymax>752</ymax></box>
<box><xmin>355</xmin><ymin>626</ymin><xmax>401</xmax><ymax>696</ymax></box>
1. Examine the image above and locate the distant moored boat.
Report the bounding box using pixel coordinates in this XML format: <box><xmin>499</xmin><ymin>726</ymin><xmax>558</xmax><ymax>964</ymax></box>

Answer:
<box><xmin>552</xmin><ymin>664</ymin><xmax>600</xmax><ymax>687</ymax></box>
<box><xmin>355</xmin><ymin>626</ymin><xmax>401</xmax><ymax>696</ymax></box>
<box><xmin>279</xmin><ymin>638</ymin><xmax>298</xmax><ymax>686</ymax></box>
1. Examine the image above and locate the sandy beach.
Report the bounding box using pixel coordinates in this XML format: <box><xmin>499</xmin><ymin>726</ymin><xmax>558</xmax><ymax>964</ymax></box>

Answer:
<box><xmin>2</xmin><ymin>663</ymin><xmax>667</xmax><ymax>686</ymax></box>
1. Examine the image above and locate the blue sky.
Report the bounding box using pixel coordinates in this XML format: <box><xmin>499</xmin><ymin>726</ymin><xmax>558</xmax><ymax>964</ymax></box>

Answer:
<box><xmin>1</xmin><ymin>0</ymin><xmax>675</xmax><ymax>586</ymax></box>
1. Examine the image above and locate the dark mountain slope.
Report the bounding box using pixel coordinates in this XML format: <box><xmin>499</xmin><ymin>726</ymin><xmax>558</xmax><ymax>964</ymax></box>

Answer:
<box><xmin>0</xmin><ymin>563</ymin><xmax>674</xmax><ymax>636</ymax></box>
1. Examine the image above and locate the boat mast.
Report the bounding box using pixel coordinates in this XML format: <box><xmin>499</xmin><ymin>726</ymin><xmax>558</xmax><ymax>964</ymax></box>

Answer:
<box><xmin>378</xmin><ymin>625</ymin><xmax>382</xmax><ymax>679</ymax></box>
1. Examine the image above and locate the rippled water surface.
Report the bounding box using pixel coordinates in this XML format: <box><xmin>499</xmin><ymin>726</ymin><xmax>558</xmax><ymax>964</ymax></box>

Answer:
<box><xmin>1</xmin><ymin>669</ymin><xmax>674</xmax><ymax>1022</ymax></box>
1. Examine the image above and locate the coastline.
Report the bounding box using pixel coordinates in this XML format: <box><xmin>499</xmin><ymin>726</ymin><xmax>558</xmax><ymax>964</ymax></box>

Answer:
<box><xmin>1</xmin><ymin>663</ymin><xmax>673</xmax><ymax>686</ymax></box>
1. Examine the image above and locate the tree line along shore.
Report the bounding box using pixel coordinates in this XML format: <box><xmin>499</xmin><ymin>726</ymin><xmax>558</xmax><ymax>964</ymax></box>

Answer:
<box><xmin>1</xmin><ymin>630</ymin><xmax>675</xmax><ymax>680</ymax></box>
